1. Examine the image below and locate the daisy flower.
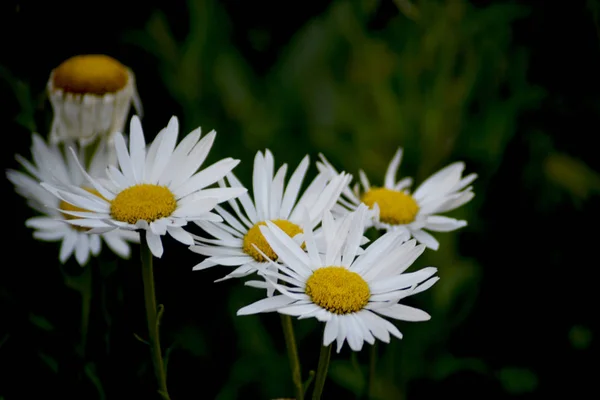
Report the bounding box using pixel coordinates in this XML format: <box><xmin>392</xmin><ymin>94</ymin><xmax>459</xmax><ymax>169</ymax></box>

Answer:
<box><xmin>237</xmin><ymin>204</ymin><xmax>439</xmax><ymax>352</ymax></box>
<box><xmin>6</xmin><ymin>134</ymin><xmax>139</xmax><ymax>266</ymax></box>
<box><xmin>41</xmin><ymin>115</ymin><xmax>245</xmax><ymax>258</ymax></box>
<box><xmin>317</xmin><ymin>148</ymin><xmax>477</xmax><ymax>250</ymax></box>
<box><xmin>47</xmin><ymin>54</ymin><xmax>142</xmax><ymax>145</ymax></box>
<box><xmin>189</xmin><ymin>149</ymin><xmax>352</xmax><ymax>282</ymax></box>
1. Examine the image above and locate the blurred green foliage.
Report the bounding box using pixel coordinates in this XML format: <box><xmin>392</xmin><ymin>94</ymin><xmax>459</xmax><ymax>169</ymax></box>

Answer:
<box><xmin>2</xmin><ymin>0</ymin><xmax>599</xmax><ymax>398</ymax></box>
<box><xmin>122</xmin><ymin>0</ymin><xmax>548</xmax><ymax>397</ymax></box>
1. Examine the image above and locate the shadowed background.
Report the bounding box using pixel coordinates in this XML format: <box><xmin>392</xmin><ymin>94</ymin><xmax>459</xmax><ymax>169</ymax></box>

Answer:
<box><xmin>0</xmin><ymin>0</ymin><xmax>597</xmax><ymax>398</ymax></box>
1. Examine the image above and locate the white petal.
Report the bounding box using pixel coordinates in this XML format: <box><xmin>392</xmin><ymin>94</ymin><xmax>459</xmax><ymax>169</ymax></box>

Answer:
<box><xmin>146</xmin><ymin>231</ymin><xmax>164</xmax><ymax>258</ymax></box>
<box><xmin>260</xmin><ymin>222</ymin><xmax>312</xmax><ymax>277</ymax></box>
<box><xmin>129</xmin><ymin>115</ymin><xmax>147</xmax><ymax>181</ymax></box>
<box><xmin>25</xmin><ymin>216</ymin><xmax>67</xmax><ymax>230</ymax></box>
<box><xmin>225</xmin><ymin>172</ymin><xmax>257</xmax><ymax>223</ymax></box>
<box><xmin>370</xmin><ymin>267</ymin><xmax>438</xmax><ymax>294</ymax></box>
<box><xmin>359</xmin><ymin>310</ymin><xmax>390</xmax><ymax>343</ymax></box>
<box><xmin>172</xmin><ymin>197</ymin><xmax>220</xmax><ymax>218</ymax></box>
<box><xmin>113</xmin><ymin>132</ymin><xmax>136</xmax><ymax>184</ymax></box>
<box><xmin>374</xmin><ymin>304</ymin><xmax>431</xmax><ymax>321</ymax></box>
<box><xmin>90</xmin><ymin>233</ymin><xmax>102</xmax><ymax>255</ymax></box>
<box><xmin>280</xmin><ymin>155</ymin><xmax>309</xmax><ymax>220</ymax></box>
<box><xmin>384</xmin><ymin>148</ymin><xmax>403</xmax><ymax>189</ymax></box>
<box><xmin>424</xmin><ymin>215</ymin><xmax>467</xmax><ymax>232</ymax></box>
<box><xmin>75</xmin><ymin>234</ymin><xmax>91</xmax><ymax>266</ymax></box>
<box><xmin>59</xmin><ymin>231</ymin><xmax>78</xmax><ymax>263</ymax></box>
<box><xmin>413</xmin><ymin>162</ymin><xmax>464</xmax><ymax>201</ymax></box>
<box><xmin>270</xmin><ymin>164</ymin><xmax>287</xmax><ymax>219</ymax></box>
<box><xmin>102</xmin><ymin>231</ymin><xmax>132</xmax><ymax>258</ymax></box>
<box><xmin>167</xmin><ymin>226</ymin><xmax>194</xmax><ymax>245</ymax></box>
<box><xmin>150</xmin><ymin>116</ymin><xmax>179</xmax><ymax>183</ymax></box>
<box><xmin>323</xmin><ymin>315</ymin><xmax>339</xmax><ymax>346</ymax></box>
<box><xmin>173</xmin><ymin>158</ymin><xmax>240</xmax><ymax>199</ymax></box>
<box><xmin>237</xmin><ymin>295</ymin><xmax>296</xmax><ymax>315</ymax></box>
<box><xmin>410</xmin><ymin>228</ymin><xmax>440</xmax><ymax>250</ymax></box>
<box><xmin>277</xmin><ymin>303</ymin><xmax>321</xmax><ymax>317</ymax></box>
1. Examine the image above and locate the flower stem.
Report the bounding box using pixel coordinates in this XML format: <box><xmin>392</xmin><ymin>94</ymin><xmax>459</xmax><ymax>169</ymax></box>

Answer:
<box><xmin>280</xmin><ymin>314</ymin><xmax>304</xmax><ymax>400</ymax></box>
<box><xmin>140</xmin><ymin>234</ymin><xmax>170</xmax><ymax>400</ymax></box>
<box><xmin>311</xmin><ymin>343</ymin><xmax>332</xmax><ymax>400</ymax></box>
<box><xmin>80</xmin><ymin>265</ymin><xmax>92</xmax><ymax>358</ymax></box>
<box><xmin>367</xmin><ymin>342</ymin><xmax>377</xmax><ymax>398</ymax></box>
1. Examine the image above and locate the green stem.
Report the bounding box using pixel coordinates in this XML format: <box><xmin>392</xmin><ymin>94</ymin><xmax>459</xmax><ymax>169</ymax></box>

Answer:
<box><xmin>280</xmin><ymin>314</ymin><xmax>304</xmax><ymax>400</ymax></box>
<box><xmin>367</xmin><ymin>342</ymin><xmax>377</xmax><ymax>399</ymax></box>
<box><xmin>140</xmin><ymin>234</ymin><xmax>170</xmax><ymax>400</ymax></box>
<box><xmin>311</xmin><ymin>343</ymin><xmax>332</xmax><ymax>400</ymax></box>
<box><xmin>79</xmin><ymin>265</ymin><xmax>92</xmax><ymax>358</ymax></box>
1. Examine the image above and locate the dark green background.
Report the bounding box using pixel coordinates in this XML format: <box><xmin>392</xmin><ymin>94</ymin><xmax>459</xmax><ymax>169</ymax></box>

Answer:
<box><xmin>0</xmin><ymin>0</ymin><xmax>597</xmax><ymax>398</ymax></box>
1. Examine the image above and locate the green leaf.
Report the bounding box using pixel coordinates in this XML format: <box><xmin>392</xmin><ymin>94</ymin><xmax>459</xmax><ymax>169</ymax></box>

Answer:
<box><xmin>84</xmin><ymin>363</ymin><xmax>106</xmax><ymax>400</ymax></box>
<box><xmin>29</xmin><ymin>313</ymin><xmax>54</xmax><ymax>331</ymax></box>
<box><xmin>496</xmin><ymin>367</ymin><xmax>538</xmax><ymax>394</ymax></box>
<box><xmin>569</xmin><ymin>325</ymin><xmax>592</xmax><ymax>350</ymax></box>
<box><xmin>38</xmin><ymin>352</ymin><xmax>58</xmax><ymax>373</ymax></box>
<box><xmin>328</xmin><ymin>360</ymin><xmax>365</xmax><ymax>395</ymax></box>
<box><xmin>544</xmin><ymin>153</ymin><xmax>600</xmax><ymax>200</ymax></box>
<box><xmin>431</xmin><ymin>353</ymin><xmax>488</xmax><ymax>381</ymax></box>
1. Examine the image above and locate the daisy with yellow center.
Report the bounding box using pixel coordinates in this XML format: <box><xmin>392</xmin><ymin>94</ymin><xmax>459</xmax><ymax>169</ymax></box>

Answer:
<box><xmin>237</xmin><ymin>204</ymin><xmax>439</xmax><ymax>352</ymax></box>
<box><xmin>41</xmin><ymin>115</ymin><xmax>246</xmax><ymax>258</ymax></box>
<box><xmin>189</xmin><ymin>149</ymin><xmax>351</xmax><ymax>284</ymax></box>
<box><xmin>47</xmin><ymin>54</ymin><xmax>143</xmax><ymax>145</ymax></box>
<box><xmin>318</xmin><ymin>148</ymin><xmax>477</xmax><ymax>250</ymax></box>
<box><xmin>6</xmin><ymin>134</ymin><xmax>139</xmax><ymax>266</ymax></box>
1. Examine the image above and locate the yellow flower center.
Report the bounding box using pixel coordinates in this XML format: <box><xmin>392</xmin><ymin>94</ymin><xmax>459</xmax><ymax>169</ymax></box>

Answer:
<box><xmin>110</xmin><ymin>184</ymin><xmax>177</xmax><ymax>225</ymax></box>
<box><xmin>59</xmin><ymin>187</ymin><xmax>105</xmax><ymax>232</ymax></box>
<box><xmin>361</xmin><ymin>187</ymin><xmax>420</xmax><ymax>225</ymax></box>
<box><xmin>52</xmin><ymin>54</ymin><xmax>129</xmax><ymax>95</ymax></box>
<box><xmin>305</xmin><ymin>267</ymin><xmax>370</xmax><ymax>314</ymax></box>
<box><xmin>242</xmin><ymin>219</ymin><xmax>304</xmax><ymax>262</ymax></box>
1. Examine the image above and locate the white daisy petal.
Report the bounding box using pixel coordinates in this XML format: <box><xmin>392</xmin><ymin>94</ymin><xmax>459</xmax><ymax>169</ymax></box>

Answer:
<box><xmin>75</xmin><ymin>234</ymin><xmax>91</xmax><ymax>266</ymax></box>
<box><xmin>214</xmin><ymin>264</ymin><xmax>256</xmax><ymax>282</ymax></box>
<box><xmin>374</xmin><ymin>304</ymin><xmax>431</xmax><ymax>322</ymax></box>
<box><xmin>424</xmin><ymin>215</ymin><xmax>467</xmax><ymax>232</ymax></box>
<box><xmin>237</xmin><ymin>295</ymin><xmax>296</xmax><ymax>315</ymax></box>
<box><xmin>260</xmin><ymin>222</ymin><xmax>312</xmax><ymax>277</ymax></box>
<box><xmin>435</xmin><ymin>190</ymin><xmax>475</xmax><ymax>214</ymax></box>
<box><xmin>410</xmin><ymin>228</ymin><xmax>440</xmax><ymax>250</ymax></box>
<box><xmin>59</xmin><ymin>231</ymin><xmax>78</xmax><ymax>263</ymax></box>
<box><xmin>323</xmin><ymin>316</ymin><xmax>339</xmax><ymax>346</ymax></box>
<box><xmin>360</xmin><ymin>310</ymin><xmax>391</xmax><ymax>343</ymax></box>
<box><xmin>413</xmin><ymin>162</ymin><xmax>464</xmax><ymax>201</ymax></box>
<box><xmin>35</xmin><ymin>116</ymin><xmax>242</xmax><ymax>260</ymax></box>
<box><xmin>90</xmin><ymin>234</ymin><xmax>102</xmax><ymax>256</ymax></box>
<box><xmin>234</xmin><ymin>202</ymin><xmax>437</xmax><ymax>352</ymax></box>
<box><xmin>270</xmin><ymin>164</ymin><xmax>287</xmax><ymax>219</ymax></box>
<box><xmin>167</xmin><ymin>226</ymin><xmax>194</xmax><ymax>246</ymax></box>
<box><xmin>33</xmin><ymin>230</ymin><xmax>66</xmax><ymax>241</ymax></box>
<box><xmin>359</xmin><ymin>170</ymin><xmax>370</xmax><ymax>192</ymax></box>
<box><xmin>150</xmin><ymin>116</ymin><xmax>179</xmax><ymax>183</ymax></box>
<box><xmin>160</xmin><ymin>128</ymin><xmax>205</xmax><ymax>187</ymax></box>
<box><xmin>280</xmin><ymin>155</ymin><xmax>309</xmax><ymax>220</ymax></box>
<box><xmin>25</xmin><ymin>216</ymin><xmax>67</xmax><ymax>230</ymax></box>
<box><xmin>173</xmin><ymin>158</ymin><xmax>240</xmax><ymax>199</ymax></box>
<box><xmin>384</xmin><ymin>148</ymin><xmax>403</xmax><ymax>189</ymax></box>
<box><xmin>325</xmin><ymin>150</ymin><xmax>475</xmax><ymax>252</ymax></box>
<box><xmin>278</xmin><ymin>303</ymin><xmax>322</xmax><ymax>317</ymax></box>
<box><xmin>370</xmin><ymin>267</ymin><xmax>438</xmax><ymax>294</ymax></box>
<box><xmin>145</xmin><ymin>231</ymin><xmax>164</xmax><ymax>258</ymax></box>
<box><xmin>129</xmin><ymin>115</ymin><xmax>146</xmax><ymax>181</ymax></box>
<box><xmin>113</xmin><ymin>132</ymin><xmax>136</xmax><ymax>184</ymax></box>
<box><xmin>225</xmin><ymin>172</ymin><xmax>258</xmax><ymax>222</ymax></box>
<box><xmin>102</xmin><ymin>232</ymin><xmax>132</xmax><ymax>258</ymax></box>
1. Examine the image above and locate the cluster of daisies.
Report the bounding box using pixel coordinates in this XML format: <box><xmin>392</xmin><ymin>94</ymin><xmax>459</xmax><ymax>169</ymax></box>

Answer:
<box><xmin>7</xmin><ymin>54</ymin><xmax>476</xmax><ymax>353</ymax></box>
